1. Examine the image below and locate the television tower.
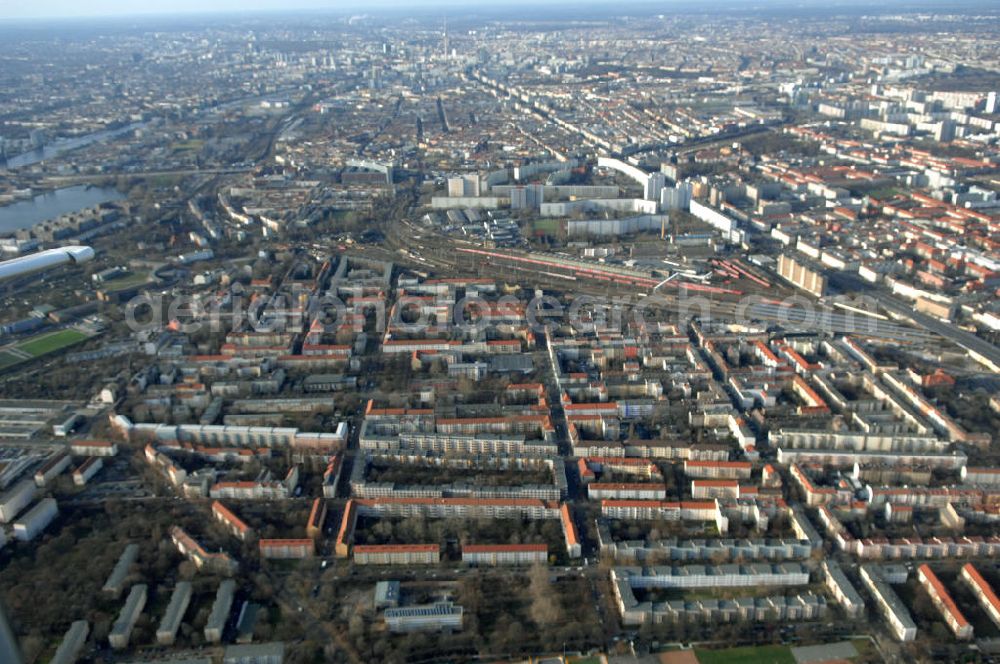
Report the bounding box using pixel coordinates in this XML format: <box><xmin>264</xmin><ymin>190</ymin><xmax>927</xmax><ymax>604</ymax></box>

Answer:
<box><xmin>443</xmin><ymin>17</ymin><xmax>449</xmax><ymax>59</ymax></box>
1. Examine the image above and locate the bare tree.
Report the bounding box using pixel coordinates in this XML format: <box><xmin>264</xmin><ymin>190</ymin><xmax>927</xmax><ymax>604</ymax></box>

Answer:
<box><xmin>528</xmin><ymin>563</ymin><xmax>562</xmax><ymax>627</ymax></box>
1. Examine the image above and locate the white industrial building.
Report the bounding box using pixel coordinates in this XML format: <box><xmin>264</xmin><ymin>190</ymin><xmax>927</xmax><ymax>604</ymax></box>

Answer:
<box><xmin>0</xmin><ymin>480</ymin><xmax>36</xmax><ymax>523</ymax></box>
<box><xmin>72</xmin><ymin>457</ymin><xmax>103</xmax><ymax>486</ymax></box>
<box><xmin>13</xmin><ymin>497</ymin><xmax>58</xmax><ymax>541</ymax></box>
<box><xmin>34</xmin><ymin>452</ymin><xmax>71</xmax><ymax>487</ymax></box>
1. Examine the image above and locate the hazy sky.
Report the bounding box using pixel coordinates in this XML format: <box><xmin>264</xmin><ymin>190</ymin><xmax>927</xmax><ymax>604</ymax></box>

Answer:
<box><xmin>0</xmin><ymin>0</ymin><xmax>973</xmax><ymax>21</ymax></box>
<box><xmin>0</xmin><ymin>0</ymin><xmax>492</xmax><ymax>20</ymax></box>
<box><xmin>3</xmin><ymin>0</ymin><xmax>418</xmax><ymax>20</ymax></box>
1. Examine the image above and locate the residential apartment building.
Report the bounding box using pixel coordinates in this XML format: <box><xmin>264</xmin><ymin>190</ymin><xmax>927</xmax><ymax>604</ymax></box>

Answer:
<box><xmin>860</xmin><ymin>564</ymin><xmax>916</xmax><ymax>642</ymax></box>
<box><xmin>621</xmin><ymin>563</ymin><xmax>810</xmax><ymax>589</ymax></box>
<box><xmin>588</xmin><ymin>482</ymin><xmax>667</xmax><ymax>501</ymax></box>
<box><xmin>353</xmin><ymin>544</ymin><xmax>440</xmax><ymax>565</ymax></box>
<box><xmin>212</xmin><ymin>500</ymin><xmax>253</xmax><ymax>541</ymax></box>
<box><xmin>306</xmin><ymin>498</ymin><xmax>327</xmax><ymax>539</ymax></box>
<box><xmin>50</xmin><ymin>620</ymin><xmax>88</xmax><ymax>664</ymax></box>
<box><xmin>683</xmin><ymin>460</ymin><xmax>753</xmax><ymax>479</ymax></box>
<box><xmin>918</xmin><ymin>564</ymin><xmax>972</xmax><ymax>639</ymax></box>
<box><xmin>461</xmin><ymin>544</ymin><xmax>548</xmax><ymax>566</ymax></box>
<box><xmin>259</xmin><ymin>539</ymin><xmax>315</xmax><ymax>559</ymax></box>
<box><xmin>822</xmin><ymin>561</ymin><xmax>865</xmax><ymax>618</ymax></box>
<box><xmin>961</xmin><ymin>563</ymin><xmax>1000</xmax><ymax>629</ymax></box>
<box><xmin>170</xmin><ymin>526</ymin><xmax>239</xmax><ymax>575</ymax></box>
<box><xmin>612</xmin><ymin>569</ymin><xmax>825</xmax><ymax>626</ymax></box>
<box><xmin>205</xmin><ymin>580</ymin><xmax>236</xmax><ymax>643</ymax></box>
<box><xmin>156</xmin><ymin>582</ymin><xmax>192</xmax><ymax>645</ymax></box>
<box><xmin>103</xmin><ymin>544</ymin><xmax>139</xmax><ymax>598</ymax></box>
<box><xmin>109</xmin><ymin>584</ymin><xmax>147</xmax><ymax>649</ymax></box>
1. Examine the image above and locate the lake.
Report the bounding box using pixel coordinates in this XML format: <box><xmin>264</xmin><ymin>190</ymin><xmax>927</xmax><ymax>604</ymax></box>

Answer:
<box><xmin>0</xmin><ymin>186</ymin><xmax>124</xmax><ymax>234</ymax></box>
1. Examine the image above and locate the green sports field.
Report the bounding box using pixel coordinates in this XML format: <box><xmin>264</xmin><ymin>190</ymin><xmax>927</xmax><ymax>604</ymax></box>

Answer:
<box><xmin>16</xmin><ymin>329</ymin><xmax>89</xmax><ymax>357</ymax></box>
<box><xmin>0</xmin><ymin>350</ymin><xmax>23</xmax><ymax>370</ymax></box>
<box><xmin>100</xmin><ymin>270</ymin><xmax>150</xmax><ymax>292</ymax></box>
<box><xmin>695</xmin><ymin>644</ymin><xmax>796</xmax><ymax>664</ymax></box>
<box><xmin>533</xmin><ymin>219</ymin><xmax>562</xmax><ymax>234</ymax></box>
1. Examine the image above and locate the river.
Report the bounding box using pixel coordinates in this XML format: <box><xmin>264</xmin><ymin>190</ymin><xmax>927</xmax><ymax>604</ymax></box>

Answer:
<box><xmin>0</xmin><ymin>186</ymin><xmax>124</xmax><ymax>235</ymax></box>
<box><xmin>3</xmin><ymin>121</ymin><xmax>146</xmax><ymax>170</ymax></box>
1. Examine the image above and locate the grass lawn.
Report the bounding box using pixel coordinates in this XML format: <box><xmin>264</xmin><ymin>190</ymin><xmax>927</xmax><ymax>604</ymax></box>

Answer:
<box><xmin>17</xmin><ymin>329</ymin><xmax>89</xmax><ymax>357</ymax></box>
<box><xmin>695</xmin><ymin>644</ymin><xmax>795</xmax><ymax>664</ymax></box>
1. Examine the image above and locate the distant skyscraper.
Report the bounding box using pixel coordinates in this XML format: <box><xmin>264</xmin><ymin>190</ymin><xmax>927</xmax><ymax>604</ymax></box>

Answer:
<box><xmin>661</xmin><ymin>182</ymin><xmax>693</xmax><ymax>211</ymax></box>
<box><xmin>645</xmin><ymin>173</ymin><xmax>666</xmax><ymax>202</ymax></box>
<box><xmin>987</xmin><ymin>91</ymin><xmax>999</xmax><ymax>115</ymax></box>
